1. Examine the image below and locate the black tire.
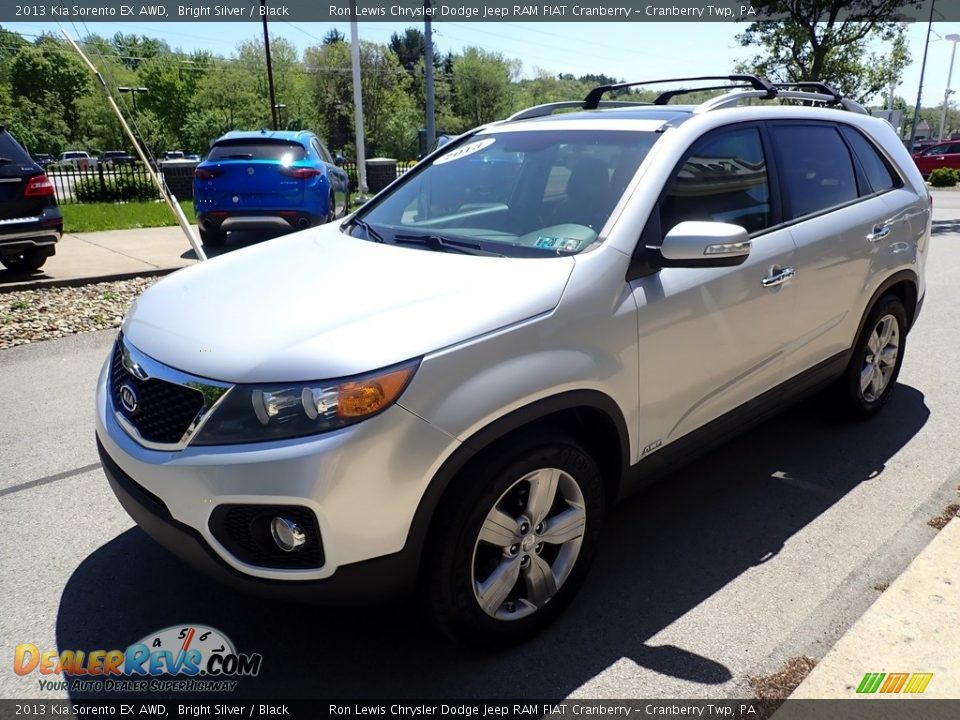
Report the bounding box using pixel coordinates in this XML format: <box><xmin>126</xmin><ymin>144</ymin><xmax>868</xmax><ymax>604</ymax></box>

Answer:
<box><xmin>326</xmin><ymin>193</ymin><xmax>336</xmax><ymax>223</ymax></box>
<box><xmin>424</xmin><ymin>432</ymin><xmax>605</xmax><ymax>648</ymax></box>
<box><xmin>837</xmin><ymin>294</ymin><xmax>908</xmax><ymax>418</ymax></box>
<box><xmin>199</xmin><ymin>228</ymin><xmax>227</xmax><ymax>249</ymax></box>
<box><xmin>0</xmin><ymin>248</ymin><xmax>48</xmax><ymax>272</ymax></box>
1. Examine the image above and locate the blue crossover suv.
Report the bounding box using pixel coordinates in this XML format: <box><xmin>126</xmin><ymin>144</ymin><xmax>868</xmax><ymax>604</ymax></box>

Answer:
<box><xmin>193</xmin><ymin>130</ymin><xmax>350</xmax><ymax>248</ymax></box>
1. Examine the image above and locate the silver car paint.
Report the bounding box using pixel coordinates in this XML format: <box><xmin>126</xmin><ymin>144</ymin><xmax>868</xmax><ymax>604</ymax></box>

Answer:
<box><xmin>95</xmin><ymin>359</ymin><xmax>458</xmax><ymax>580</ymax></box>
<box><xmin>97</xmin><ymin>103</ymin><xmax>929</xmax><ymax>581</ymax></box>
<box><xmin>121</xmin><ymin>229</ymin><xmax>575</xmax><ymax>383</ymax></box>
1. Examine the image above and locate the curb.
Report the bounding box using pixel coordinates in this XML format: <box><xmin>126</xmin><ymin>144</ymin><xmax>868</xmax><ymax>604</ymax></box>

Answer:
<box><xmin>0</xmin><ymin>267</ymin><xmax>183</xmax><ymax>294</ymax></box>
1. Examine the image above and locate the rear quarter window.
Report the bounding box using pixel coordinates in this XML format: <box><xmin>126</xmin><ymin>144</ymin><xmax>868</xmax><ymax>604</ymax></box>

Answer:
<box><xmin>208</xmin><ymin>142</ymin><xmax>307</xmax><ymax>162</ymax></box>
<box><xmin>840</xmin><ymin>127</ymin><xmax>900</xmax><ymax>195</ymax></box>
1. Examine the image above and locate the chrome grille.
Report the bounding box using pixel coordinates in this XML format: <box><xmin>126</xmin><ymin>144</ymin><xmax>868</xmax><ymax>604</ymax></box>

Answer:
<box><xmin>110</xmin><ymin>341</ymin><xmax>205</xmax><ymax>444</ymax></box>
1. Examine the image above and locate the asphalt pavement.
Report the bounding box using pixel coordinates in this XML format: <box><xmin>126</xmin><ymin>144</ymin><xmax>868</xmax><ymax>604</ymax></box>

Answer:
<box><xmin>1</xmin><ymin>200</ymin><xmax>960</xmax><ymax>700</ymax></box>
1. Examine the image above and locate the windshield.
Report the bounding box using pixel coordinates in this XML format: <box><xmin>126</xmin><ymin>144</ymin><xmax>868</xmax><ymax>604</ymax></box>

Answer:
<box><xmin>355</xmin><ymin>129</ymin><xmax>659</xmax><ymax>257</ymax></box>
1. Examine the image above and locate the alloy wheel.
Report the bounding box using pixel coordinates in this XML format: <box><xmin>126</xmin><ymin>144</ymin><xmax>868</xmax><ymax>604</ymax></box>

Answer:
<box><xmin>860</xmin><ymin>314</ymin><xmax>900</xmax><ymax>403</ymax></box>
<box><xmin>471</xmin><ymin>467</ymin><xmax>586</xmax><ymax>621</ymax></box>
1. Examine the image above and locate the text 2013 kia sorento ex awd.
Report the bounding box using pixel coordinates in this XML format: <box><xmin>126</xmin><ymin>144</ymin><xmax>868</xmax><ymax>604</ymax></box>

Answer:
<box><xmin>96</xmin><ymin>76</ymin><xmax>929</xmax><ymax>648</ymax></box>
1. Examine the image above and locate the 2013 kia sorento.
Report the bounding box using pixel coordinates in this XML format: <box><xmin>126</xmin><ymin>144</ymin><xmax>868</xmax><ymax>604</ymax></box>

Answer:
<box><xmin>96</xmin><ymin>76</ymin><xmax>929</xmax><ymax>648</ymax></box>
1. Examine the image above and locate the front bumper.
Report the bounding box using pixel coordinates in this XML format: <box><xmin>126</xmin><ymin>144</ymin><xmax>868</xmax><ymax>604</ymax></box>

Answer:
<box><xmin>95</xmin><ymin>351</ymin><xmax>458</xmax><ymax>596</ymax></box>
<box><xmin>97</xmin><ymin>436</ymin><xmax>418</xmax><ymax>603</ymax></box>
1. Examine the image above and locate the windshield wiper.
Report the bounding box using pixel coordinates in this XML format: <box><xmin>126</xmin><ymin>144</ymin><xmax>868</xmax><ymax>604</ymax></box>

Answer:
<box><xmin>350</xmin><ymin>217</ymin><xmax>385</xmax><ymax>243</ymax></box>
<box><xmin>392</xmin><ymin>233</ymin><xmax>505</xmax><ymax>257</ymax></box>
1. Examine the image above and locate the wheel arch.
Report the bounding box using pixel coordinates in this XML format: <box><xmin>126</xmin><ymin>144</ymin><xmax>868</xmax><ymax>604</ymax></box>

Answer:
<box><xmin>404</xmin><ymin>390</ymin><xmax>630</xmax><ymax>582</ymax></box>
<box><xmin>855</xmin><ymin>270</ymin><xmax>920</xmax><ymax>342</ymax></box>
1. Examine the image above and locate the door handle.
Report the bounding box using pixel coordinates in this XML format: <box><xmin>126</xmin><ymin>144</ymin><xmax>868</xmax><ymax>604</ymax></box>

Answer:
<box><xmin>867</xmin><ymin>225</ymin><xmax>891</xmax><ymax>243</ymax></box>
<box><xmin>761</xmin><ymin>266</ymin><xmax>796</xmax><ymax>288</ymax></box>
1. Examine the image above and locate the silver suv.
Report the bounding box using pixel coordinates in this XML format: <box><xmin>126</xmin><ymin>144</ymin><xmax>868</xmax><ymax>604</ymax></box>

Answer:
<box><xmin>95</xmin><ymin>76</ymin><xmax>929</xmax><ymax>647</ymax></box>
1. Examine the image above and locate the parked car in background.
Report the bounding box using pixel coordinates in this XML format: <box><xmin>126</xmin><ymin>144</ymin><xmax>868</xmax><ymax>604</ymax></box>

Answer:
<box><xmin>101</xmin><ymin>150</ymin><xmax>136</xmax><ymax>167</ymax></box>
<box><xmin>31</xmin><ymin>153</ymin><xmax>54</xmax><ymax>168</ymax></box>
<box><xmin>59</xmin><ymin>150</ymin><xmax>91</xmax><ymax>170</ymax></box>
<box><xmin>0</xmin><ymin>127</ymin><xmax>62</xmax><ymax>272</ymax></box>
<box><xmin>911</xmin><ymin>139</ymin><xmax>960</xmax><ymax>177</ymax></box>
<box><xmin>161</xmin><ymin>150</ymin><xmax>185</xmax><ymax>161</ymax></box>
<box><xmin>193</xmin><ymin>130</ymin><xmax>350</xmax><ymax>248</ymax></box>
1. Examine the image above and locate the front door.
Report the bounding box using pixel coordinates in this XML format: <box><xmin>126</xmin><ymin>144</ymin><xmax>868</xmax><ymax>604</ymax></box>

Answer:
<box><xmin>629</xmin><ymin>125</ymin><xmax>799</xmax><ymax>452</ymax></box>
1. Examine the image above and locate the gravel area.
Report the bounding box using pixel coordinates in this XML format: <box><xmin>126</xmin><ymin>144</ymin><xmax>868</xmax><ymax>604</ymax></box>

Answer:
<box><xmin>0</xmin><ymin>277</ymin><xmax>157</xmax><ymax>349</ymax></box>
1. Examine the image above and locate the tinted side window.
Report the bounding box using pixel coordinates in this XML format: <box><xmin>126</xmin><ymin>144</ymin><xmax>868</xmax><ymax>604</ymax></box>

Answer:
<box><xmin>660</xmin><ymin>127</ymin><xmax>771</xmax><ymax>235</ymax></box>
<box><xmin>842</xmin><ymin>128</ymin><xmax>898</xmax><ymax>195</ymax></box>
<box><xmin>772</xmin><ymin>125</ymin><xmax>857</xmax><ymax>219</ymax></box>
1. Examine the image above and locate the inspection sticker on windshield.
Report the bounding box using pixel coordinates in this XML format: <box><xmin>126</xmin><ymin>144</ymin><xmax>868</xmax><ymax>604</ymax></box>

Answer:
<box><xmin>434</xmin><ymin>138</ymin><xmax>496</xmax><ymax>164</ymax></box>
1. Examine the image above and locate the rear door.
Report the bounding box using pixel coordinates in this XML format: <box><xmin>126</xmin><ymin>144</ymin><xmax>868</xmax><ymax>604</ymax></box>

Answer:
<box><xmin>0</xmin><ymin>131</ymin><xmax>43</xmax><ymax>222</ymax></box>
<box><xmin>772</xmin><ymin>122</ymin><xmax>897</xmax><ymax>377</ymax></box>
<box><xmin>312</xmin><ymin>138</ymin><xmax>349</xmax><ymax>214</ymax></box>
<box><xmin>202</xmin><ymin>140</ymin><xmax>308</xmax><ymax>210</ymax></box>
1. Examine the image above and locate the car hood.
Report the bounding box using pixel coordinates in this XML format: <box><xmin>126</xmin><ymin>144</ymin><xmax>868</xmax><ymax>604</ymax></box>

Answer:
<box><xmin>122</xmin><ymin>226</ymin><xmax>574</xmax><ymax>383</ymax></box>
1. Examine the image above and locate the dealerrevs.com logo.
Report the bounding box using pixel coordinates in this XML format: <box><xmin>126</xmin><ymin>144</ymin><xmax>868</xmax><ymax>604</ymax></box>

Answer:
<box><xmin>14</xmin><ymin>625</ymin><xmax>263</xmax><ymax>693</ymax></box>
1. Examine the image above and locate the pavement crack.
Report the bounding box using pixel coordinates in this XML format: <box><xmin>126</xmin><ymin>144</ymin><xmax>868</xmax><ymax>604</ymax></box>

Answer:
<box><xmin>0</xmin><ymin>462</ymin><xmax>102</xmax><ymax>498</ymax></box>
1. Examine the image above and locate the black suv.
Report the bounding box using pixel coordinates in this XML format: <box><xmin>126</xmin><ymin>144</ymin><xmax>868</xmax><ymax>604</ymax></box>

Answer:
<box><xmin>0</xmin><ymin>127</ymin><xmax>62</xmax><ymax>272</ymax></box>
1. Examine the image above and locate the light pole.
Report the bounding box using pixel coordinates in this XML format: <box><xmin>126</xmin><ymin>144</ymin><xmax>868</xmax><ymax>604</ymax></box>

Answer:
<box><xmin>117</xmin><ymin>86</ymin><xmax>147</xmax><ymax>118</ymax></box>
<box><xmin>909</xmin><ymin>0</ymin><xmax>937</xmax><ymax>153</ymax></box>
<box><xmin>938</xmin><ymin>34</ymin><xmax>960</xmax><ymax>140</ymax></box>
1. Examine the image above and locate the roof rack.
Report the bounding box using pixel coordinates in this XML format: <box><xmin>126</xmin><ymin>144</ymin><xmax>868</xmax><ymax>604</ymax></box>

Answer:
<box><xmin>507</xmin><ymin>100</ymin><xmax>650</xmax><ymax>122</ymax></box>
<box><xmin>695</xmin><ymin>88</ymin><xmax>869</xmax><ymax>115</ymax></box>
<box><xmin>653</xmin><ymin>84</ymin><xmax>756</xmax><ymax>104</ymax></box>
<box><xmin>583</xmin><ymin>74</ymin><xmax>776</xmax><ymax>109</ymax></box>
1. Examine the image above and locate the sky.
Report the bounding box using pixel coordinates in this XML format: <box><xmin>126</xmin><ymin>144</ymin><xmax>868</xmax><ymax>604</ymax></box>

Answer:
<box><xmin>5</xmin><ymin>18</ymin><xmax>960</xmax><ymax>110</ymax></box>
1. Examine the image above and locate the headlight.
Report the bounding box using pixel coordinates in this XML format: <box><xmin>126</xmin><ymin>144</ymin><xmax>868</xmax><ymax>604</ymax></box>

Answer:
<box><xmin>192</xmin><ymin>359</ymin><xmax>420</xmax><ymax>445</ymax></box>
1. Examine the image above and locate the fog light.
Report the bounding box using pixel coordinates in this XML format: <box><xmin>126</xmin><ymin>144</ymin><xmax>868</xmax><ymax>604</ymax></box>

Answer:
<box><xmin>270</xmin><ymin>516</ymin><xmax>306</xmax><ymax>552</ymax></box>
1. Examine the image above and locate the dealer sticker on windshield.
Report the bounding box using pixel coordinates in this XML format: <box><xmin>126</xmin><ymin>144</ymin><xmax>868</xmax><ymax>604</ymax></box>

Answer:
<box><xmin>433</xmin><ymin>138</ymin><xmax>496</xmax><ymax>164</ymax></box>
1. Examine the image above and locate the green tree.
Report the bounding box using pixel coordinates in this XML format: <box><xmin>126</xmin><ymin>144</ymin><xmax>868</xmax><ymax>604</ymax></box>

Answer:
<box><xmin>736</xmin><ymin>0</ymin><xmax>919</xmax><ymax>102</ymax></box>
<box><xmin>389</xmin><ymin>27</ymin><xmax>425</xmax><ymax>74</ymax></box>
<box><xmin>3</xmin><ymin>92</ymin><xmax>70</xmax><ymax>156</ymax></box>
<box><xmin>451</xmin><ymin>48</ymin><xmax>518</xmax><ymax>127</ymax></box>
<box><xmin>9</xmin><ymin>41</ymin><xmax>90</xmax><ymax>137</ymax></box>
<box><xmin>0</xmin><ymin>26</ymin><xmax>28</xmax><ymax>85</ymax></box>
<box><xmin>137</xmin><ymin>50</ymin><xmax>211</xmax><ymax>147</ymax></box>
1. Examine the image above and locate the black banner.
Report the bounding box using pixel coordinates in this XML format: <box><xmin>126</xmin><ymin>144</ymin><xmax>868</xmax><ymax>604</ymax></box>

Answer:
<box><xmin>0</xmin><ymin>0</ymin><xmax>946</xmax><ymax>24</ymax></box>
<box><xmin>2</xmin><ymin>700</ymin><xmax>960</xmax><ymax>720</ymax></box>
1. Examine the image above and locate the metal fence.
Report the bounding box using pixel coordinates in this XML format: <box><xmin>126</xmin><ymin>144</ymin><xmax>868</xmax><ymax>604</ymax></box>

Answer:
<box><xmin>48</xmin><ymin>162</ymin><xmax>162</xmax><ymax>205</ymax></box>
<box><xmin>48</xmin><ymin>159</ymin><xmax>421</xmax><ymax>205</ymax></box>
<box><xmin>341</xmin><ymin>159</ymin><xmax>419</xmax><ymax>193</ymax></box>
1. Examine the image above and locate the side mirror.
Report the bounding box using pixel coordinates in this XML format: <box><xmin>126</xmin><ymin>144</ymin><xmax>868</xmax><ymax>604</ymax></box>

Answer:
<box><xmin>657</xmin><ymin>221</ymin><xmax>751</xmax><ymax>268</ymax></box>
<box><xmin>335</xmin><ymin>154</ymin><xmax>345</xmax><ymax>167</ymax></box>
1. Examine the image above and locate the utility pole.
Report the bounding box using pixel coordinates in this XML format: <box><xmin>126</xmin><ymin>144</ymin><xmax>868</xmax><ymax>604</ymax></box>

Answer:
<box><xmin>350</xmin><ymin>0</ymin><xmax>368</xmax><ymax>194</ymax></box>
<box><xmin>424</xmin><ymin>0</ymin><xmax>436</xmax><ymax>151</ymax></box>
<box><xmin>260</xmin><ymin>0</ymin><xmax>279</xmax><ymax>130</ymax></box>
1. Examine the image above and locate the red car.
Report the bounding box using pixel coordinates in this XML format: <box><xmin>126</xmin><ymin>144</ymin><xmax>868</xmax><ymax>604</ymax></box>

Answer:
<box><xmin>912</xmin><ymin>140</ymin><xmax>960</xmax><ymax>177</ymax></box>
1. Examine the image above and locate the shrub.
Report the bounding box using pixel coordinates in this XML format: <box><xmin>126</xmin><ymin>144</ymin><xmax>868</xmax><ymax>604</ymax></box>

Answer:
<box><xmin>928</xmin><ymin>167</ymin><xmax>958</xmax><ymax>187</ymax></box>
<box><xmin>74</xmin><ymin>172</ymin><xmax>158</xmax><ymax>203</ymax></box>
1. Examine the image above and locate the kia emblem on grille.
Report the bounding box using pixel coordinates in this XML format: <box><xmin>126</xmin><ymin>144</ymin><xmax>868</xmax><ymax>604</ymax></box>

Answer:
<box><xmin>119</xmin><ymin>384</ymin><xmax>138</xmax><ymax>413</ymax></box>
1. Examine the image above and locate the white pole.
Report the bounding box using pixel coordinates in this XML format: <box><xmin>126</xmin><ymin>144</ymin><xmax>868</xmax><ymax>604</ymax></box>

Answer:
<box><xmin>939</xmin><ymin>37</ymin><xmax>960</xmax><ymax>141</ymax></box>
<box><xmin>349</xmin><ymin>1</ymin><xmax>368</xmax><ymax>195</ymax></box>
<box><xmin>62</xmin><ymin>29</ymin><xmax>206</xmax><ymax>261</ymax></box>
